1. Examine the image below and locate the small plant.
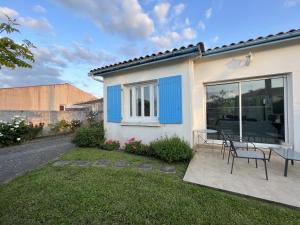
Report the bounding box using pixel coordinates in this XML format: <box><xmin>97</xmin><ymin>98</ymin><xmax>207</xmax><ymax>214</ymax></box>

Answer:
<box><xmin>26</xmin><ymin>122</ymin><xmax>44</xmax><ymax>139</ymax></box>
<box><xmin>70</xmin><ymin>120</ymin><xmax>82</xmax><ymax>131</ymax></box>
<box><xmin>72</xmin><ymin>122</ymin><xmax>105</xmax><ymax>147</ymax></box>
<box><xmin>0</xmin><ymin>117</ymin><xmax>43</xmax><ymax>147</ymax></box>
<box><xmin>102</xmin><ymin>139</ymin><xmax>120</xmax><ymax>151</ymax></box>
<box><xmin>124</xmin><ymin>138</ymin><xmax>151</xmax><ymax>156</ymax></box>
<box><xmin>87</xmin><ymin>111</ymin><xmax>98</xmax><ymax>124</ymax></box>
<box><xmin>49</xmin><ymin>120</ymin><xmax>70</xmax><ymax>134</ymax></box>
<box><xmin>150</xmin><ymin>136</ymin><xmax>193</xmax><ymax>162</ymax></box>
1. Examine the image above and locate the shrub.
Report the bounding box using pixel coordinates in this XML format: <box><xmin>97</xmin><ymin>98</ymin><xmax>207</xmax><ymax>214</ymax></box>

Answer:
<box><xmin>87</xmin><ymin>111</ymin><xmax>98</xmax><ymax>124</ymax></box>
<box><xmin>49</xmin><ymin>120</ymin><xmax>70</xmax><ymax>134</ymax></box>
<box><xmin>0</xmin><ymin>117</ymin><xmax>43</xmax><ymax>147</ymax></box>
<box><xmin>102</xmin><ymin>139</ymin><xmax>120</xmax><ymax>151</ymax></box>
<box><xmin>150</xmin><ymin>136</ymin><xmax>193</xmax><ymax>163</ymax></box>
<box><xmin>124</xmin><ymin>138</ymin><xmax>151</xmax><ymax>156</ymax></box>
<box><xmin>70</xmin><ymin>120</ymin><xmax>82</xmax><ymax>131</ymax></box>
<box><xmin>25</xmin><ymin>122</ymin><xmax>44</xmax><ymax>140</ymax></box>
<box><xmin>72</xmin><ymin>122</ymin><xmax>105</xmax><ymax>147</ymax></box>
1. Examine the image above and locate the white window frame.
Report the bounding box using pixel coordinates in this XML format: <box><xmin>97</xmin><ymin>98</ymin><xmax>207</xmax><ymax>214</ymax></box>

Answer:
<box><xmin>125</xmin><ymin>81</ymin><xmax>158</xmax><ymax>123</ymax></box>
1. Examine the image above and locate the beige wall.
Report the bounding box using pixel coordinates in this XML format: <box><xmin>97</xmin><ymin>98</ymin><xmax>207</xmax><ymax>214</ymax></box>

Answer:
<box><xmin>0</xmin><ymin>83</ymin><xmax>96</xmax><ymax>111</ymax></box>
<box><xmin>104</xmin><ymin>58</ymin><xmax>194</xmax><ymax>145</ymax></box>
<box><xmin>192</xmin><ymin>40</ymin><xmax>300</xmax><ymax>150</ymax></box>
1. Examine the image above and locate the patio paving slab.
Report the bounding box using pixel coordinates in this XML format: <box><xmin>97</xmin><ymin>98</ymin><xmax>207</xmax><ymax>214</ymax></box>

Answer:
<box><xmin>114</xmin><ymin>160</ymin><xmax>130</xmax><ymax>168</ymax></box>
<box><xmin>53</xmin><ymin>161</ymin><xmax>71</xmax><ymax>167</ymax></box>
<box><xmin>184</xmin><ymin>146</ymin><xmax>300</xmax><ymax>208</ymax></box>
<box><xmin>71</xmin><ymin>160</ymin><xmax>91</xmax><ymax>167</ymax></box>
<box><xmin>160</xmin><ymin>164</ymin><xmax>176</xmax><ymax>173</ymax></box>
<box><xmin>137</xmin><ymin>163</ymin><xmax>153</xmax><ymax>171</ymax></box>
<box><xmin>94</xmin><ymin>160</ymin><xmax>110</xmax><ymax>167</ymax></box>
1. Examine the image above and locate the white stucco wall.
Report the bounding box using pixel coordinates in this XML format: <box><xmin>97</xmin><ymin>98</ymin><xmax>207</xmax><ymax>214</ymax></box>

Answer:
<box><xmin>103</xmin><ymin>59</ymin><xmax>193</xmax><ymax>146</ymax></box>
<box><xmin>192</xmin><ymin>40</ymin><xmax>300</xmax><ymax>151</ymax></box>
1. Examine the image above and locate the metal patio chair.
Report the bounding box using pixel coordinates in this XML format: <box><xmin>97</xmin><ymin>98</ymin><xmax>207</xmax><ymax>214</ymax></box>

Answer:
<box><xmin>228</xmin><ymin>139</ymin><xmax>269</xmax><ymax>180</ymax></box>
<box><xmin>220</xmin><ymin>130</ymin><xmax>231</xmax><ymax>159</ymax></box>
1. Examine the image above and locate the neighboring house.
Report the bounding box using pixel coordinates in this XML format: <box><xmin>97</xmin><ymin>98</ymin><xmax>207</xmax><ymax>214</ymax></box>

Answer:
<box><xmin>89</xmin><ymin>29</ymin><xmax>300</xmax><ymax>152</ymax></box>
<box><xmin>0</xmin><ymin>83</ymin><xmax>96</xmax><ymax>125</ymax></box>
<box><xmin>68</xmin><ymin>98</ymin><xmax>103</xmax><ymax>112</ymax></box>
<box><xmin>0</xmin><ymin>83</ymin><xmax>96</xmax><ymax>111</ymax></box>
<box><xmin>67</xmin><ymin>98</ymin><xmax>104</xmax><ymax>120</ymax></box>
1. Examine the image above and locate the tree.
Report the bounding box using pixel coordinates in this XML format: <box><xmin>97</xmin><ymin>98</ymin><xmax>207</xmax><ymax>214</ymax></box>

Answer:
<box><xmin>0</xmin><ymin>16</ymin><xmax>35</xmax><ymax>69</ymax></box>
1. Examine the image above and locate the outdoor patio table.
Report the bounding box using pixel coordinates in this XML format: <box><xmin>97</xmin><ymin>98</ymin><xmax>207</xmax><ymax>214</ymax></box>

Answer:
<box><xmin>193</xmin><ymin>129</ymin><xmax>218</xmax><ymax>148</ymax></box>
<box><xmin>269</xmin><ymin>147</ymin><xmax>300</xmax><ymax>177</ymax></box>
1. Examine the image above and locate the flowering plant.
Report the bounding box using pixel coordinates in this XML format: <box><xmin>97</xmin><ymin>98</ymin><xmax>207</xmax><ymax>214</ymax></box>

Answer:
<box><xmin>124</xmin><ymin>137</ymin><xmax>149</xmax><ymax>155</ymax></box>
<box><xmin>102</xmin><ymin>139</ymin><xmax>120</xmax><ymax>151</ymax></box>
<box><xmin>0</xmin><ymin>116</ymin><xmax>43</xmax><ymax>147</ymax></box>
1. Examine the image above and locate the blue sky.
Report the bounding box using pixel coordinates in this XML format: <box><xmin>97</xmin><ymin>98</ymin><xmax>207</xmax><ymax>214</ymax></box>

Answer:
<box><xmin>0</xmin><ymin>0</ymin><xmax>300</xmax><ymax>97</ymax></box>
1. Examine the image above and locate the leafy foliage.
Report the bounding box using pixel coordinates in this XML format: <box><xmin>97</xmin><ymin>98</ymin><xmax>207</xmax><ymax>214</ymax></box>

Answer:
<box><xmin>102</xmin><ymin>139</ymin><xmax>120</xmax><ymax>151</ymax></box>
<box><xmin>124</xmin><ymin>138</ymin><xmax>151</xmax><ymax>156</ymax></box>
<box><xmin>0</xmin><ymin>117</ymin><xmax>43</xmax><ymax>147</ymax></box>
<box><xmin>0</xmin><ymin>16</ymin><xmax>35</xmax><ymax>69</ymax></box>
<box><xmin>150</xmin><ymin>136</ymin><xmax>193</xmax><ymax>162</ymax></box>
<box><xmin>49</xmin><ymin>120</ymin><xmax>70</xmax><ymax>134</ymax></box>
<box><xmin>70</xmin><ymin>119</ymin><xmax>82</xmax><ymax>132</ymax></box>
<box><xmin>72</xmin><ymin>122</ymin><xmax>105</xmax><ymax>147</ymax></box>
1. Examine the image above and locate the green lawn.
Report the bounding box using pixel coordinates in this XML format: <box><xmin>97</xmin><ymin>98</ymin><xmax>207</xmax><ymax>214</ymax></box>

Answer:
<box><xmin>0</xmin><ymin>148</ymin><xmax>299</xmax><ymax>225</ymax></box>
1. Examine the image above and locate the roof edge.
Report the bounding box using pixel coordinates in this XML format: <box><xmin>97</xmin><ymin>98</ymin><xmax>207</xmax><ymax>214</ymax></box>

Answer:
<box><xmin>203</xmin><ymin>29</ymin><xmax>300</xmax><ymax>57</ymax></box>
<box><xmin>90</xmin><ymin>42</ymin><xmax>204</xmax><ymax>77</ymax></box>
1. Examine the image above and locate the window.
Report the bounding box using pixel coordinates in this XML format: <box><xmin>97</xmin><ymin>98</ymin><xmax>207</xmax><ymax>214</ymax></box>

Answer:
<box><xmin>127</xmin><ymin>82</ymin><xmax>158</xmax><ymax>122</ymax></box>
<box><xmin>206</xmin><ymin>77</ymin><xmax>286</xmax><ymax>144</ymax></box>
<box><xmin>59</xmin><ymin>104</ymin><xmax>65</xmax><ymax>111</ymax></box>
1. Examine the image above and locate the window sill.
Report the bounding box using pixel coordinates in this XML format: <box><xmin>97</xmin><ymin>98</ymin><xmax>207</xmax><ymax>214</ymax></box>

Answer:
<box><xmin>121</xmin><ymin>122</ymin><xmax>161</xmax><ymax>127</ymax></box>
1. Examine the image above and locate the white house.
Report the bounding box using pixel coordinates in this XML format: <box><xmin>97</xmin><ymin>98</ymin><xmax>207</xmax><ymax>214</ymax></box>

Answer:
<box><xmin>89</xmin><ymin>29</ymin><xmax>300</xmax><ymax>152</ymax></box>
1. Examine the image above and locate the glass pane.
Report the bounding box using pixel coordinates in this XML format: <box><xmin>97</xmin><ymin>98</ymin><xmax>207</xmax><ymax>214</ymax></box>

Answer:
<box><xmin>129</xmin><ymin>88</ymin><xmax>132</xmax><ymax>117</ymax></box>
<box><xmin>154</xmin><ymin>84</ymin><xmax>157</xmax><ymax>117</ymax></box>
<box><xmin>241</xmin><ymin>78</ymin><xmax>285</xmax><ymax>144</ymax></box>
<box><xmin>206</xmin><ymin>83</ymin><xmax>240</xmax><ymax>140</ymax></box>
<box><xmin>144</xmin><ymin>86</ymin><xmax>150</xmax><ymax>117</ymax></box>
<box><xmin>136</xmin><ymin>86</ymin><xmax>141</xmax><ymax>117</ymax></box>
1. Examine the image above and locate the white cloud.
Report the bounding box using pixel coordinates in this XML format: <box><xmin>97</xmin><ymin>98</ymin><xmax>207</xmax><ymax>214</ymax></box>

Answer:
<box><xmin>151</xmin><ymin>31</ymin><xmax>180</xmax><ymax>49</ymax></box>
<box><xmin>53</xmin><ymin>43</ymin><xmax>117</xmax><ymax>65</ymax></box>
<box><xmin>198</xmin><ymin>20</ymin><xmax>206</xmax><ymax>30</ymax></box>
<box><xmin>182</xmin><ymin>27</ymin><xmax>197</xmax><ymax>40</ymax></box>
<box><xmin>53</xmin><ymin>0</ymin><xmax>154</xmax><ymax>40</ymax></box>
<box><xmin>0</xmin><ymin>7</ymin><xmax>54</xmax><ymax>34</ymax></box>
<box><xmin>32</xmin><ymin>5</ymin><xmax>47</xmax><ymax>14</ymax></box>
<box><xmin>284</xmin><ymin>0</ymin><xmax>300</xmax><ymax>7</ymax></box>
<box><xmin>0</xmin><ymin>7</ymin><xmax>19</xmax><ymax>19</ymax></box>
<box><xmin>18</xmin><ymin>17</ymin><xmax>53</xmax><ymax>31</ymax></box>
<box><xmin>154</xmin><ymin>2</ymin><xmax>170</xmax><ymax>24</ymax></box>
<box><xmin>174</xmin><ymin>3</ymin><xmax>185</xmax><ymax>16</ymax></box>
<box><xmin>212</xmin><ymin>35</ymin><xmax>219</xmax><ymax>43</ymax></box>
<box><xmin>205</xmin><ymin>7</ymin><xmax>213</xmax><ymax>19</ymax></box>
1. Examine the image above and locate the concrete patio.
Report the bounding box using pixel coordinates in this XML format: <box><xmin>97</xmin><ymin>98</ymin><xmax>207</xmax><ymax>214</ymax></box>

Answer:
<box><xmin>184</xmin><ymin>145</ymin><xmax>300</xmax><ymax>208</ymax></box>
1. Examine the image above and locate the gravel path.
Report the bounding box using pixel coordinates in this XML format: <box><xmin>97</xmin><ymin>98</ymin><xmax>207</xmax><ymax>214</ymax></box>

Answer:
<box><xmin>0</xmin><ymin>135</ymin><xmax>74</xmax><ymax>183</ymax></box>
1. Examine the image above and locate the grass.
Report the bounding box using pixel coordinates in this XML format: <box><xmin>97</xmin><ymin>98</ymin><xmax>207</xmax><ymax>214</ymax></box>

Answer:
<box><xmin>0</xmin><ymin>148</ymin><xmax>299</xmax><ymax>225</ymax></box>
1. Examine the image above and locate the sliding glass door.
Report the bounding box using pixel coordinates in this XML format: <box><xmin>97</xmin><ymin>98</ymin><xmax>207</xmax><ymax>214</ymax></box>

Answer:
<box><xmin>206</xmin><ymin>77</ymin><xmax>285</xmax><ymax>144</ymax></box>
<box><xmin>206</xmin><ymin>83</ymin><xmax>240</xmax><ymax>140</ymax></box>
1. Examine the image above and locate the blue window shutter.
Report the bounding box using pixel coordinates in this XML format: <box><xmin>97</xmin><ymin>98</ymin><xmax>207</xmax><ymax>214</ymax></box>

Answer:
<box><xmin>107</xmin><ymin>85</ymin><xmax>121</xmax><ymax>123</ymax></box>
<box><xmin>159</xmin><ymin>75</ymin><xmax>182</xmax><ymax>124</ymax></box>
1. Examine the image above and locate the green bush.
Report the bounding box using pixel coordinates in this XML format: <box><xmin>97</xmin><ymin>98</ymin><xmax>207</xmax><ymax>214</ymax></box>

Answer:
<box><xmin>0</xmin><ymin>117</ymin><xmax>43</xmax><ymax>147</ymax></box>
<box><xmin>124</xmin><ymin>138</ymin><xmax>151</xmax><ymax>156</ymax></box>
<box><xmin>49</xmin><ymin>120</ymin><xmax>70</xmax><ymax>134</ymax></box>
<box><xmin>102</xmin><ymin>139</ymin><xmax>120</xmax><ymax>151</ymax></box>
<box><xmin>150</xmin><ymin>136</ymin><xmax>193</xmax><ymax>163</ymax></box>
<box><xmin>72</xmin><ymin>122</ymin><xmax>105</xmax><ymax>147</ymax></box>
<box><xmin>25</xmin><ymin>123</ymin><xmax>44</xmax><ymax>140</ymax></box>
<box><xmin>70</xmin><ymin>120</ymin><xmax>82</xmax><ymax>132</ymax></box>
